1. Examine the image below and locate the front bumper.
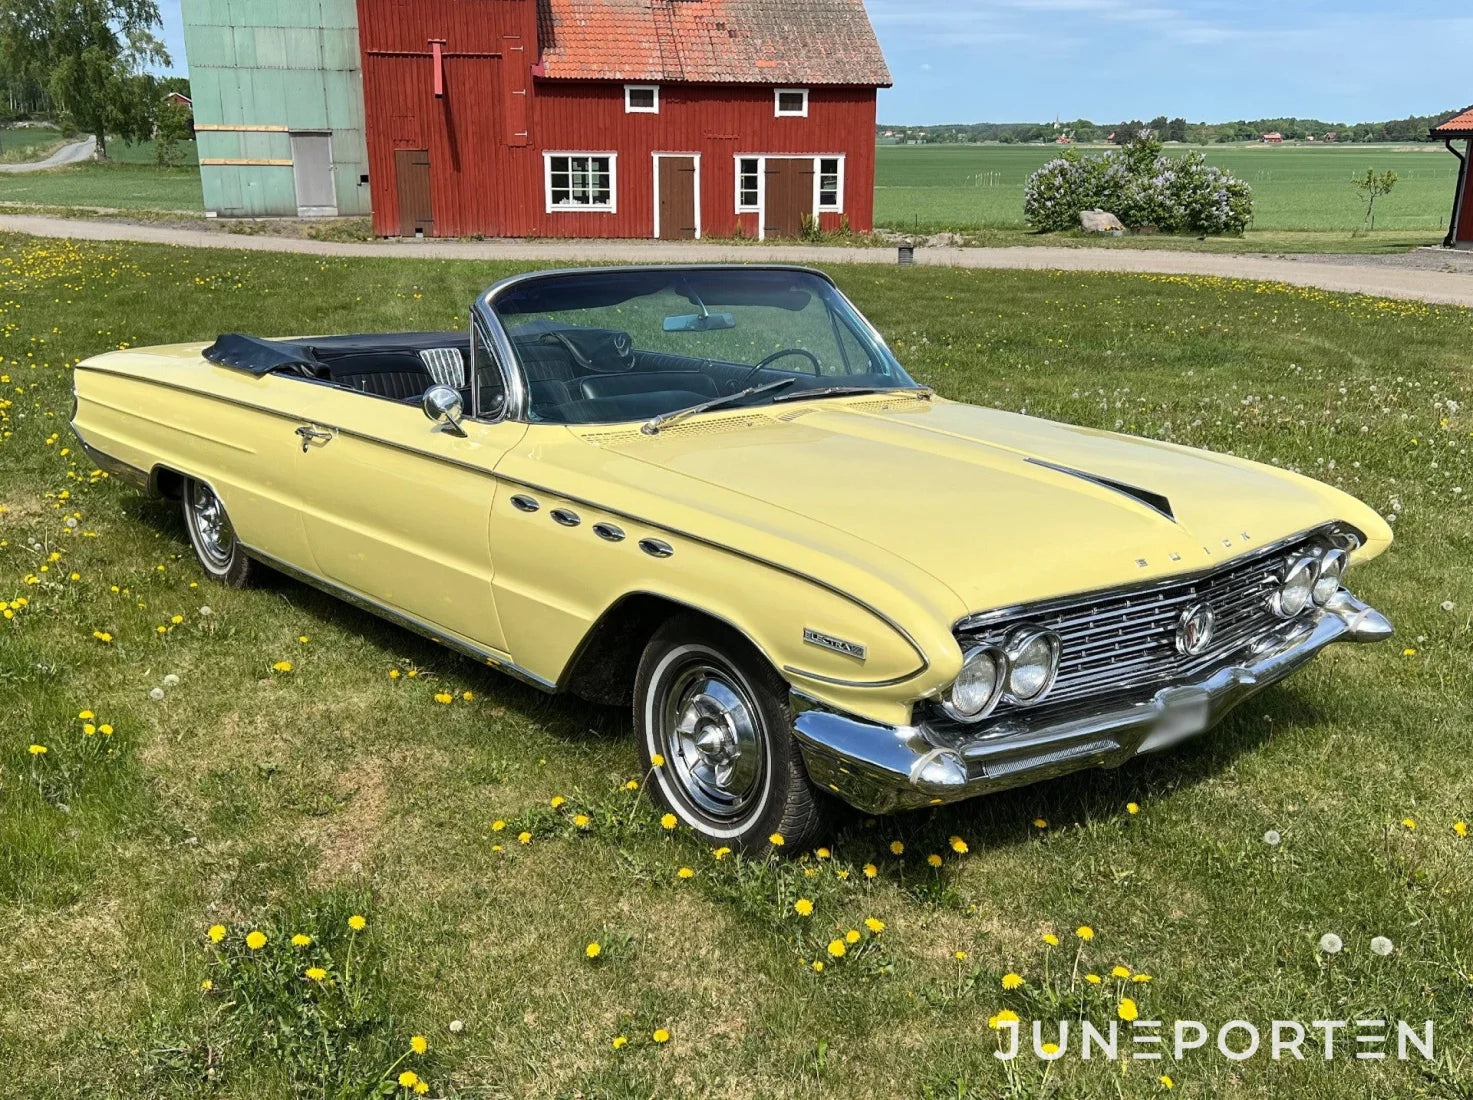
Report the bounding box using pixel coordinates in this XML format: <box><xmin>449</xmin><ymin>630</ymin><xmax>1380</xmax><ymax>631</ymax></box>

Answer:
<box><xmin>792</xmin><ymin>592</ymin><xmax>1393</xmax><ymax>814</ymax></box>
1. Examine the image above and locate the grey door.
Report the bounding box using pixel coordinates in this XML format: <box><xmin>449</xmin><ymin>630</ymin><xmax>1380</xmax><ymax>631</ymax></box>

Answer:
<box><xmin>290</xmin><ymin>132</ymin><xmax>337</xmax><ymax>217</ymax></box>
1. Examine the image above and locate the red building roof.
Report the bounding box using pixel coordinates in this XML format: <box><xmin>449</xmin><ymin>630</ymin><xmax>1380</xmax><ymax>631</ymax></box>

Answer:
<box><xmin>536</xmin><ymin>0</ymin><xmax>892</xmax><ymax>87</ymax></box>
<box><xmin>1432</xmin><ymin>108</ymin><xmax>1473</xmax><ymax>137</ymax></box>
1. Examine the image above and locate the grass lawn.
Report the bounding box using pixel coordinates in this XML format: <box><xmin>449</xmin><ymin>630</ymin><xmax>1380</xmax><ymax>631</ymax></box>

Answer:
<box><xmin>1</xmin><ymin>235</ymin><xmax>1470</xmax><ymax>1098</ymax></box>
<box><xmin>877</xmin><ymin>143</ymin><xmax>1459</xmax><ymax>238</ymax></box>
<box><xmin>0</xmin><ymin>126</ymin><xmax>66</xmax><ymax>164</ymax></box>
<box><xmin>0</xmin><ymin>156</ymin><xmax>203</xmax><ymax>213</ymax></box>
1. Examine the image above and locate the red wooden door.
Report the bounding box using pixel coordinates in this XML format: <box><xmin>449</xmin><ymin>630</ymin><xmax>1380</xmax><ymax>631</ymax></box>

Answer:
<box><xmin>763</xmin><ymin>158</ymin><xmax>814</xmax><ymax>239</ymax></box>
<box><xmin>657</xmin><ymin>156</ymin><xmax>698</xmax><ymax>239</ymax></box>
<box><xmin>394</xmin><ymin>149</ymin><xmax>434</xmax><ymax>237</ymax></box>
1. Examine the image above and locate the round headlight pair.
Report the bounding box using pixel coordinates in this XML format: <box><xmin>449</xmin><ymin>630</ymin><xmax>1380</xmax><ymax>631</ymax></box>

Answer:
<box><xmin>944</xmin><ymin>627</ymin><xmax>1061</xmax><ymax>721</ymax></box>
<box><xmin>1274</xmin><ymin>549</ymin><xmax>1349</xmax><ymax>619</ymax></box>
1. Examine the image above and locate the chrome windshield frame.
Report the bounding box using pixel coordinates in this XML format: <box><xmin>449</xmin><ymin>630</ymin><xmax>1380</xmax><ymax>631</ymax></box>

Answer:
<box><xmin>470</xmin><ymin>264</ymin><xmax>910</xmax><ymax>426</ymax></box>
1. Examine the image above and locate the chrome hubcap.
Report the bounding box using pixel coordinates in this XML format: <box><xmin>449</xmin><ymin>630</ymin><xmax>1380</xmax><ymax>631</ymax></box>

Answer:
<box><xmin>190</xmin><ymin>483</ymin><xmax>234</xmax><ymax>567</ymax></box>
<box><xmin>663</xmin><ymin>665</ymin><xmax>764</xmax><ymax>820</ymax></box>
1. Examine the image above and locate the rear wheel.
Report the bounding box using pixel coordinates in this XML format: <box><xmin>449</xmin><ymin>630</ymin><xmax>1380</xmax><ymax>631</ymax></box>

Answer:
<box><xmin>635</xmin><ymin>616</ymin><xmax>825</xmax><ymax>853</ymax></box>
<box><xmin>182</xmin><ymin>477</ymin><xmax>254</xmax><ymax>587</ymax></box>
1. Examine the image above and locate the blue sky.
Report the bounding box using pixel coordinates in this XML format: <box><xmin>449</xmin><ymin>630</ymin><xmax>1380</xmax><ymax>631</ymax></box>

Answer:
<box><xmin>154</xmin><ymin>0</ymin><xmax>1473</xmax><ymax>126</ymax></box>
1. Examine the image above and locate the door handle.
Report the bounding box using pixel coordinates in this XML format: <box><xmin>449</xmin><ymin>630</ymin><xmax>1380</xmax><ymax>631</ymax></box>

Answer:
<box><xmin>295</xmin><ymin>424</ymin><xmax>336</xmax><ymax>452</ymax></box>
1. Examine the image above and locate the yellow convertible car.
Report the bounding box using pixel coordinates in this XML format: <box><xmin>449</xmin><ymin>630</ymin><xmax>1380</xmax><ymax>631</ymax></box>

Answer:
<box><xmin>70</xmin><ymin>265</ymin><xmax>1393</xmax><ymax>850</ymax></box>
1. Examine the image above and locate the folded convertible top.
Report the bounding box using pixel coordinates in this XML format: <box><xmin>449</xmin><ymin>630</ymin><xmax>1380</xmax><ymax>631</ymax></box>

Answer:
<box><xmin>202</xmin><ymin>333</ymin><xmax>317</xmax><ymax>375</ymax></box>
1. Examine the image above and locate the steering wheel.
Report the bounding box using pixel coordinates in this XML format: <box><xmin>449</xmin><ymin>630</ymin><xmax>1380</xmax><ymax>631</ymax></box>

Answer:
<box><xmin>733</xmin><ymin>348</ymin><xmax>823</xmax><ymax>391</ymax></box>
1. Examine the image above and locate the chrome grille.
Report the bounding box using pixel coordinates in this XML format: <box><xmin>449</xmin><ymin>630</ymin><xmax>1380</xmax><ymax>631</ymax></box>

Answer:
<box><xmin>957</xmin><ymin>537</ymin><xmax>1313</xmax><ymax>713</ymax></box>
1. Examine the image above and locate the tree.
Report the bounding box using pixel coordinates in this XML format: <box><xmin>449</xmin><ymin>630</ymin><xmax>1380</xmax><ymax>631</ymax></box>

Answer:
<box><xmin>0</xmin><ymin>0</ymin><xmax>168</xmax><ymax>158</ymax></box>
<box><xmin>1353</xmin><ymin>168</ymin><xmax>1398</xmax><ymax>230</ymax></box>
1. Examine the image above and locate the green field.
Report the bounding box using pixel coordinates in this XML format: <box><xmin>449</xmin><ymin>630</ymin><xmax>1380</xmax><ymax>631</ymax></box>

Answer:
<box><xmin>2</xmin><ymin>234</ymin><xmax>1470</xmax><ymax>1097</ymax></box>
<box><xmin>0</xmin><ymin>126</ymin><xmax>66</xmax><ymax>164</ymax></box>
<box><xmin>876</xmin><ymin>143</ymin><xmax>1460</xmax><ymax>235</ymax></box>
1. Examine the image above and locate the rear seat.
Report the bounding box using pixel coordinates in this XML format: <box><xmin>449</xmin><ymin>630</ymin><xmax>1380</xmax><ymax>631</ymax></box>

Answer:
<box><xmin>328</xmin><ymin>351</ymin><xmax>435</xmax><ymax>401</ymax></box>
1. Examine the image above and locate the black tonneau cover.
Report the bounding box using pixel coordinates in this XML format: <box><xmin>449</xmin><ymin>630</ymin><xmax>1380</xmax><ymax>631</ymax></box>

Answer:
<box><xmin>202</xmin><ymin>331</ymin><xmax>467</xmax><ymax>376</ymax></box>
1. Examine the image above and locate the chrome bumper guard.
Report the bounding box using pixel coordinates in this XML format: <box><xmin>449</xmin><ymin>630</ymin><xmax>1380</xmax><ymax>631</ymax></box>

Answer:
<box><xmin>792</xmin><ymin>592</ymin><xmax>1392</xmax><ymax>814</ymax></box>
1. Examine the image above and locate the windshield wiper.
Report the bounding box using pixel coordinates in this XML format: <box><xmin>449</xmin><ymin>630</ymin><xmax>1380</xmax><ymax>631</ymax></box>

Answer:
<box><xmin>771</xmin><ymin>385</ymin><xmax>934</xmax><ymax>404</ymax></box>
<box><xmin>640</xmin><ymin>378</ymin><xmax>797</xmax><ymax>435</ymax></box>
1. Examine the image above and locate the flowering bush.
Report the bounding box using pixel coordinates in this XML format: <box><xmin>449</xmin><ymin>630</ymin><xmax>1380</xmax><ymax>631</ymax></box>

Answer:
<box><xmin>1024</xmin><ymin>138</ymin><xmax>1253</xmax><ymax>235</ymax></box>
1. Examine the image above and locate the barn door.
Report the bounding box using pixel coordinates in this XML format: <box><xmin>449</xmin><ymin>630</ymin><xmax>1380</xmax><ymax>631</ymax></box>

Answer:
<box><xmin>394</xmin><ymin>149</ymin><xmax>434</xmax><ymax>237</ymax></box>
<box><xmin>763</xmin><ymin>157</ymin><xmax>814</xmax><ymax>239</ymax></box>
<box><xmin>290</xmin><ymin>132</ymin><xmax>336</xmax><ymax>217</ymax></box>
<box><xmin>656</xmin><ymin>155</ymin><xmax>698</xmax><ymax>239</ymax></box>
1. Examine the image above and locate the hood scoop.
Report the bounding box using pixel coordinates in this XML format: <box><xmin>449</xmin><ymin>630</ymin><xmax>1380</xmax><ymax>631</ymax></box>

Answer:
<box><xmin>1026</xmin><ymin>458</ymin><xmax>1176</xmax><ymax>522</ymax></box>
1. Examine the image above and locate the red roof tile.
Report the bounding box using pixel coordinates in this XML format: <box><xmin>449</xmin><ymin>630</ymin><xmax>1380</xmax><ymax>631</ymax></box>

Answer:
<box><xmin>537</xmin><ymin>0</ymin><xmax>892</xmax><ymax>87</ymax></box>
<box><xmin>1432</xmin><ymin>108</ymin><xmax>1473</xmax><ymax>136</ymax></box>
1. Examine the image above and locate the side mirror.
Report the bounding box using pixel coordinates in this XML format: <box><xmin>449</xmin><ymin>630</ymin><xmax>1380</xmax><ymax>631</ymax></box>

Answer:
<box><xmin>422</xmin><ymin>384</ymin><xmax>467</xmax><ymax>436</ymax></box>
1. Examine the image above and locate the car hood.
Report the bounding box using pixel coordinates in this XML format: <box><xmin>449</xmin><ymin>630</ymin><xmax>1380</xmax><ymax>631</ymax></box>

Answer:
<box><xmin>581</xmin><ymin>396</ymin><xmax>1390</xmax><ymax>616</ymax></box>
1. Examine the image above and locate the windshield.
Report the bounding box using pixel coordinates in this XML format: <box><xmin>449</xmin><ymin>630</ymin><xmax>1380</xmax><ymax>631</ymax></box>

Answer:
<box><xmin>488</xmin><ymin>268</ymin><xmax>919</xmax><ymax>425</ymax></box>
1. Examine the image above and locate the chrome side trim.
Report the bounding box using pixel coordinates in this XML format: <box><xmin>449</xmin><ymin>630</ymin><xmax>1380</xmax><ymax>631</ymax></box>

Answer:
<box><xmin>495</xmin><ymin>472</ymin><xmax>932</xmax><ymax>689</ymax></box>
<box><xmin>73</xmin><ymin>433</ymin><xmax>151</xmax><ymax>491</ymax></box>
<box><xmin>239</xmin><ymin>543</ymin><xmax>557</xmax><ymax>693</ymax></box>
<box><xmin>954</xmin><ymin>522</ymin><xmax>1363</xmax><ymax>634</ymax></box>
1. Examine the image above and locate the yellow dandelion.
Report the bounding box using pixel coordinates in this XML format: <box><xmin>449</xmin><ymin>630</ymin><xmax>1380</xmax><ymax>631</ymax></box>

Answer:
<box><xmin>410</xmin><ymin>1035</ymin><xmax>428</xmax><ymax>1054</ymax></box>
<box><xmin>1127</xmin><ymin>802</ymin><xmax>1140</xmax><ymax>815</ymax></box>
<box><xmin>677</xmin><ymin>866</ymin><xmax>694</xmax><ymax>879</ymax></box>
<box><xmin>889</xmin><ymin>840</ymin><xmax>904</xmax><ymax>855</ymax></box>
<box><xmin>348</xmin><ymin>914</ymin><xmax>366</xmax><ymax>931</ymax></box>
<box><xmin>173</xmin><ymin>616</ymin><xmax>185</xmax><ymax>625</ymax></box>
<box><xmin>865</xmin><ymin>917</ymin><xmax>885</xmax><ymax>933</ymax></box>
<box><xmin>305</xmin><ymin>967</ymin><xmax>327</xmax><ymax>982</ymax></box>
<box><xmin>1456</xmin><ymin>821</ymin><xmax>1468</xmax><ymax>838</ymax></box>
<box><xmin>845</xmin><ymin>929</ymin><xmax>861</xmax><ymax>945</ymax></box>
<box><xmin>926</xmin><ymin>853</ymin><xmax>942</xmax><ymax>867</ymax></box>
<box><xmin>388</xmin><ymin>668</ymin><xmax>401</xmax><ymax>680</ymax></box>
<box><xmin>291</xmin><ymin>933</ymin><xmax>312</xmax><ymax>947</ymax></box>
<box><xmin>652</xmin><ymin>1028</ymin><xmax>670</xmax><ymax>1044</ymax></box>
<box><xmin>713</xmin><ymin>846</ymin><xmax>731</xmax><ymax>860</ymax></box>
<box><xmin>1085</xmin><ymin>973</ymin><xmax>1102</xmax><ymax>984</ymax></box>
<box><xmin>816</xmin><ymin>847</ymin><xmax>831</xmax><ymax>859</ymax></box>
<box><xmin>28</xmin><ymin>744</ymin><xmax>46</xmax><ymax>755</ymax></box>
<box><xmin>1118</xmin><ymin>997</ymin><xmax>1139</xmax><ymax>1022</ymax></box>
<box><xmin>414</xmin><ymin>1084</ymin><xmax>428</xmax><ymax>1097</ymax></box>
<box><xmin>1001</xmin><ymin>972</ymin><xmax>1024</xmax><ymax>990</ymax></box>
<box><xmin>660</xmin><ymin>813</ymin><xmax>677</xmax><ymax>830</ymax></box>
<box><xmin>245</xmin><ymin>931</ymin><xmax>267</xmax><ymax>950</ymax></box>
<box><xmin>200</xmin><ymin>979</ymin><xmax>213</xmax><ymax>991</ymax></box>
<box><xmin>398</xmin><ymin>1071</ymin><xmax>418</xmax><ymax>1089</ymax></box>
<box><xmin>574</xmin><ymin>814</ymin><xmax>591</xmax><ymax>828</ymax></box>
<box><xmin>1041</xmin><ymin>1042</ymin><xmax>1059</xmax><ymax>1055</ymax></box>
<box><xmin>99</xmin><ymin>724</ymin><xmax>113</xmax><ymax>736</ymax></box>
<box><xmin>623</xmin><ymin>780</ymin><xmax>639</xmax><ymax>791</ymax></box>
<box><xmin>462</xmin><ymin>690</ymin><xmax>474</xmax><ymax>701</ymax></box>
<box><xmin>1132</xmin><ymin>973</ymin><xmax>1153</xmax><ymax>983</ymax></box>
<box><xmin>612</xmin><ymin>1035</ymin><xmax>628</xmax><ymax>1049</ymax></box>
<box><xmin>863</xmin><ymin>863</ymin><xmax>878</xmax><ymax>878</ymax></box>
<box><xmin>811</xmin><ymin>960</ymin><xmax>824</xmax><ymax>973</ymax></box>
<box><xmin>298</xmin><ymin>635</ymin><xmax>309</xmax><ymax>643</ymax></box>
<box><xmin>273</xmin><ymin>660</ymin><xmax>293</xmax><ymax>673</ymax></box>
<box><xmin>794</xmin><ymin>898</ymin><xmax>814</xmax><ymax>916</ymax></box>
<box><xmin>1160</xmin><ymin>1075</ymin><xmax>1174</xmax><ymax>1090</ymax></box>
<box><xmin>585</xmin><ymin>942</ymin><xmax>601</xmax><ymax>959</ymax></box>
<box><xmin>769</xmin><ymin>832</ymin><xmax>785</xmax><ymax>847</ymax></box>
<box><xmin>1033</xmin><ymin>818</ymin><xmax>1048</xmax><ymax>829</ymax></box>
<box><xmin>954</xmin><ymin>950</ymin><xmax>969</xmax><ymax>960</ymax></box>
<box><xmin>78</xmin><ymin>710</ymin><xmax>94</xmax><ymax>720</ymax></box>
<box><xmin>207</xmin><ymin>924</ymin><xmax>227</xmax><ymax>943</ymax></box>
<box><xmin>827</xmin><ymin>939</ymin><xmax>846</xmax><ymax>959</ymax></box>
<box><xmin>1402</xmin><ymin>818</ymin><xmax>1417</xmax><ymax>830</ymax></box>
<box><xmin>1043</xmin><ymin>933</ymin><xmax>1060</xmax><ymax>947</ymax></box>
<box><xmin>491</xmin><ymin>820</ymin><xmax>506</xmax><ymax>832</ymax></box>
<box><xmin>1076</xmin><ymin>926</ymin><xmax>1095</xmax><ymax>941</ymax></box>
<box><xmin>1111</xmin><ymin>965</ymin><xmax>1132</xmax><ymax>979</ymax></box>
<box><xmin>949</xmin><ymin>836</ymin><xmax>969</xmax><ymax>854</ymax></box>
<box><xmin>550</xmin><ymin>795</ymin><xmax>566</xmax><ymax>808</ymax></box>
<box><xmin>650</xmin><ymin>753</ymin><xmax>666</xmax><ymax>767</ymax></box>
<box><xmin>434</xmin><ymin>692</ymin><xmax>453</xmax><ymax>705</ymax></box>
<box><xmin>989</xmin><ymin>1009</ymin><xmax>1019</xmax><ymax>1029</ymax></box>
<box><xmin>518</xmin><ymin>831</ymin><xmax>532</xmax><ymax>844</ymax></box>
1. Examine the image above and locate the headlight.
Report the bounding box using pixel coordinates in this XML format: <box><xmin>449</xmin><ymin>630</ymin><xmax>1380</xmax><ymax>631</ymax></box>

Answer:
<box><xmin>1313</xmin><ymin>548</ymin><xmax>1347</xmax><ymax>605</ymax></box>
<box><xmin>943</xmin><ymin>646</ymin><xmax>1006</xmax><ymax>721</ymax></box>
<box><xmin>1273</xmin><ymin>556</ymin><xmax>1319</xmax><ymax>618</ymax></box>
<box><xmin>1004</xmin><ymin>626</ymin><xmax>1061</xmax><ymax>704</ymax></box>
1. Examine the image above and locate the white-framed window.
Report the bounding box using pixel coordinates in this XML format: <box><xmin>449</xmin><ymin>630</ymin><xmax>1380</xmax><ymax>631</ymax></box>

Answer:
<box><xmin>625</xmin><ymin>84</ymin><xmax>659</xmax><ymax>114</ymax></box>
<box><xmin>775</xmin><ymin>88</ymin><xmax>809</xmax><ymax>117</ymax></box>
<box><xmin>736</xmin><ymin>157</ymin><xmax>761</xmax><ymax>211</ymax></box>
<box><xmin>733</xmin><ymin>154</ymin><xmax>846</xmax><ymax>222</ymax></box>
<box><xmin>817</xmin><ymin>157</ymin><xmax>843</xmax><ymax>210</ymax></box>
<box><xmin>544</xmin><ymin>153</ymin><xmax>617</xmax><ymax>212</ymax></box>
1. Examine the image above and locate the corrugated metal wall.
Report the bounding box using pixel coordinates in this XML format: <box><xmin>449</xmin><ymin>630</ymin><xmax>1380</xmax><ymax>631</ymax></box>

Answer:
<box><xmin>183</xmin><ymin>0</ymin><xmax>371</xmax><ymax>217</ymax></box>
<box><xmin>356</xmin><ymin>0</ymin><xmax>878</xmax><ymax>238</ymax></box>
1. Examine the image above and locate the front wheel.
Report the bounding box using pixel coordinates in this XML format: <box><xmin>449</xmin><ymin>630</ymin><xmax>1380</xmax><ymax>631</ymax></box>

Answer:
<box><xmin>635</xmin><ymin>616</ymin><xmax>826</xmax><ymax>853</ymax></box>
<box><xmin>182</xmin><ymin>477</ymin><xmax>255</xmax><ymax>587</ymax></box>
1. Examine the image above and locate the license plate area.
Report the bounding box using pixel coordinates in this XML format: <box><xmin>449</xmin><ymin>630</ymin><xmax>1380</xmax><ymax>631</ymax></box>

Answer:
<box><xmin>1137</xmin><ymin>688</ymin><xmax>1211</xmax><ymax>754</ymax></box>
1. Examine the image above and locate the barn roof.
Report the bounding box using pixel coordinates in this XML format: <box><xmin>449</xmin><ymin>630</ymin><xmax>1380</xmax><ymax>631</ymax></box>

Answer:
<box><xmin>1432</xmin><ymin>108</ymin><xmax>1473</xmax><ymax>137</ymax></box>
<box><xmin>535</xmin><ymin>0</ymin><xmax>892</xmax><ymax>87</ymax></box>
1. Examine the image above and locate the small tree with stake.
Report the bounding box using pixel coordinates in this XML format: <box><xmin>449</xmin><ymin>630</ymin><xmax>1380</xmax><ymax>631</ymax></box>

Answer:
<box><xmin>1353</xmin><ymin>168</ymin><xmax>1398</xmax><ymax>231</ymax></box>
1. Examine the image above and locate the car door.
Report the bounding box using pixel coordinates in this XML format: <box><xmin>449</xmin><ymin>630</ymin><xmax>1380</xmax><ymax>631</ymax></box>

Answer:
<box><xmin>289</xmin><ymin>343</ymin><xmax>526</xmax><ymax>655</ymax></box>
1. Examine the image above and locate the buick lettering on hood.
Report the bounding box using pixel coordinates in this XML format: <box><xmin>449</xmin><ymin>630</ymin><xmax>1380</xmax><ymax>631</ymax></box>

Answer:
<box><xmin>70</xmin><ymin>266</ymin><xmax>1394</xmax><ymax>851</ymax></box>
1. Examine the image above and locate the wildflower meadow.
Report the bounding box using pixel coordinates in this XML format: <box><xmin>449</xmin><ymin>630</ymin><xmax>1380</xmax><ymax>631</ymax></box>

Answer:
<box><xmin>0</xmin><ymin>234</ymin><xmax>1470</xmax><ymax>1097</ymax></box>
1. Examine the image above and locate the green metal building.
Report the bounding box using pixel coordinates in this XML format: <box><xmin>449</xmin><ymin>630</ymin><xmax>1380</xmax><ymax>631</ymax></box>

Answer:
<box><xmin>181</xmin><ymin>0</ymin><xmax>370</xmax><ymax>218</ymax></box>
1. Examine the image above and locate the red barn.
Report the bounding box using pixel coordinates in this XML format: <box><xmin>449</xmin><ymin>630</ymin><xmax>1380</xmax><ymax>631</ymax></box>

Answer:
<box><xmin>1432</xmin><ymin>108</ymin><xmax>1473</xmax><ymax>249</ymax></box>
<box><xmin>355</xmin><ymin>0</ymin><xmax>892</xmax><ymax>240</ymax></box>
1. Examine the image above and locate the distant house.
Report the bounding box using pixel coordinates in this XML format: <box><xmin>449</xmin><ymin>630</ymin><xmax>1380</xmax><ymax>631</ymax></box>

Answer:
<box><xmin>165</xmin><ymin>91</ymin><xmax>193</xmax><ymax>110</ymax></box>
<box><xmin>1323</xmin><ymin>131</ymin><xmax>1339</xmax><ymax>143</ymax></box>
<box><xmin>1431</xmin><ymin>108</ymin><xmax>1473</xmax><ymax>248</ymax></box>
<box><xmin>1055</xmin><ymin>134</ymin><xmax>1073</xmax><ymax>144</ymax></box>
<box><xmin>1261</xmin><ymin>131</ymin><xmax>1284</xmax><ymax>143</ymax></box>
